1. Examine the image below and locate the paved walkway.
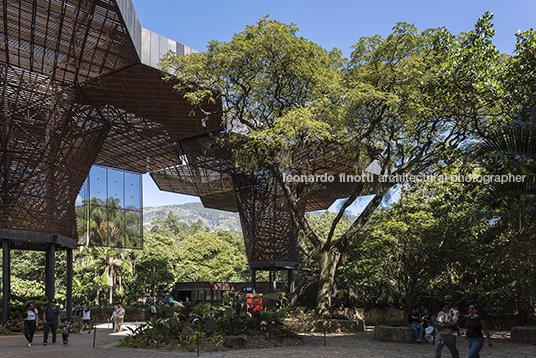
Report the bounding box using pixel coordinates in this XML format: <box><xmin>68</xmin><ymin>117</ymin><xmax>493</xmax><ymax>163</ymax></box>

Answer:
<box><xmin>1</xmin><ymin>324</ymin><xmax>535</xmax><ymax>358</ymax></box>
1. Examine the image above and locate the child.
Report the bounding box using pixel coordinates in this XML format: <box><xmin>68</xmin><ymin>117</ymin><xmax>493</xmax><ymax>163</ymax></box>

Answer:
<box><xmin>61</xmin><ymin>320</ymin><xmax>70</xmax><ymax>345</ymax></box>
<box><xmin>421</xmin><ymin>308</ymin><xmax>435</xmax><ymax>344</ymax></box>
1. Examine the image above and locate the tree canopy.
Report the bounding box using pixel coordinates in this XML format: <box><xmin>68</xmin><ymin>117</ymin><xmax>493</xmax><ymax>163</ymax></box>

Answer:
<box><xmin>158</xmin><ymin>13</ymin><xmax>520</xmax><ymax>313</ymax></box>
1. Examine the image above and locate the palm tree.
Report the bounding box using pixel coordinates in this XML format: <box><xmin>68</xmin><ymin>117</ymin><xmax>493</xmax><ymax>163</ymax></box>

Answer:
<box><xmin>75</xmin><ymin>197</ymin><xmax>136</xmax><ymax>304</ymax></box>
<box><xmin>480</xmin><ymin>122</ymin><xmax>536</xmax><ymax>204</ymax></box>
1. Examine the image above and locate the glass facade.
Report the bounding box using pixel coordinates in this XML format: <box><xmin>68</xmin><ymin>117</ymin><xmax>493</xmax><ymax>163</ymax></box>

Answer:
<box><xmin>77</xmin><ymin>165</ymin><xmax>143</xmax><ymax>249</ymax></box>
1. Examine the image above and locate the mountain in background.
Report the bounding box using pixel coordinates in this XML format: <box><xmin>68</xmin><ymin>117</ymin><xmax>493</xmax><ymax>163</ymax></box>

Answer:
<box><xmin>143</xmin><ymin>202</ymin><xmax>241</xmax><ymax>232</ymax></box>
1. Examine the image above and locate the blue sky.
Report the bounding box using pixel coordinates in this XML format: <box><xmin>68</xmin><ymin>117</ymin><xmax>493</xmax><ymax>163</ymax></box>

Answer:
<box><xmin>135</xmin><ymin>0</ymin><xmax>535</xmax><ymax>209</ymax></box>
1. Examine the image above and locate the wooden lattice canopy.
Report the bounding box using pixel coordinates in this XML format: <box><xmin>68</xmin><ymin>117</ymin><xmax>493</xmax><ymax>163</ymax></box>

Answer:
<box><xmin>150</xmin><ymin>134</ymin><xmax>364</xmax><ymax>268</ymax></box>
<box><xmin>0</xmin><ymin>0</ymin><xmax>222</xmax><ymax>249</ymax></box>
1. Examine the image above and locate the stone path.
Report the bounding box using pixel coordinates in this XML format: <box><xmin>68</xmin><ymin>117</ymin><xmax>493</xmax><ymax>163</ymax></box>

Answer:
<box><xmin>1</xmin><ymin>324</ymin><xmax>535</xmax><ymax>358</ymax></box>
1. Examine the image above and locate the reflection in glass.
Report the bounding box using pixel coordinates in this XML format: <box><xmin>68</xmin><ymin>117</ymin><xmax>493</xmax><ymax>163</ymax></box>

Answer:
<box><xmin>125</xmin><ymin>172</ymin><xmax>142</xmax><ymax>209</ymax></box>
<box><xmin>77</xmin><ymin>166</ymin><xmax>143</xmax><ymax>249</ymax></box>
<box><xmin>89</xmin><ymin>166</ymin><xmax>107</xmax><ymax>201</ymax></box>
<box><xmin>108</xmin><ymin>169</ymin><xmax>124</xmax><ymax>206</ymax></box>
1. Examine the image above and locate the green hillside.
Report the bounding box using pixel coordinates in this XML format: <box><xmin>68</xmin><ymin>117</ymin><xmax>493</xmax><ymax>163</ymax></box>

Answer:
<box><xmin>143</xmin><ymin>202</ymin><xmax>241</xmax><ymax>232</ymax></box>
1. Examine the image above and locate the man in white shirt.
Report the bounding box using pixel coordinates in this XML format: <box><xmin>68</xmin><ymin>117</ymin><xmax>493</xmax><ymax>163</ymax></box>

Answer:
<box><xmin>434</xmin><ymin>295</ymin><xmax>460</xmax><ymax>358</ymax></box>
<box><xmin>115</xmin><ymin>303</ymin><xmax>126</xmax><ymax>332</ymax></box>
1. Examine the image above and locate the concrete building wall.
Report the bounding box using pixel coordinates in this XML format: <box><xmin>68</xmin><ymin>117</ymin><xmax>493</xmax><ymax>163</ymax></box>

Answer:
<box><xmin>141</xmin><ymin>28</ymin><xmax>199</xmax><ymax>69</ymax></box>
<box><xmin>116</xmin><ymin>0</ymin><xmax>198</xmax><ymax>67</ymax></box>
<box><xmin>116</xmin><ymin>0</ymin><xmax>142</xmax><ymax>59</ymax></box>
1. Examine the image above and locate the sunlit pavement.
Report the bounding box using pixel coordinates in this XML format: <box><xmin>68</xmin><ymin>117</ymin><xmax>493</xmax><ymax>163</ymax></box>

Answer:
<box><xmin>1</xmin><ymin>324</ymin><xmax>535</xmax><ymax>358</ymax></box>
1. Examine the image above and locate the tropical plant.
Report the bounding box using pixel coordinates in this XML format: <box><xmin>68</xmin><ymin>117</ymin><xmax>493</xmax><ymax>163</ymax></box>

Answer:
<box><xmin>480</xmin><ymin>123</ymin><xmax>536</xmax><ymax>203</ymax></box>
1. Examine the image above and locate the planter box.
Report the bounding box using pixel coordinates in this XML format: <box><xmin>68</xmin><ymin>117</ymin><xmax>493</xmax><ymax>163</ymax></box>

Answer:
<box><xmin>374</xmin><ymin>325</ymin><xmax>414</xmax><ymax>343</ymax></box>
<box><xmin>511</xmin><ymin>326</ymin><xmax>536</xmax><ymax>345</ymax></box>
<box><xmin>283</xmin><ymin>319</ymin><xmax>364</xmax><ymax>333</ymax></box>
<box><xmin>364</xmin><ymin>308</ymin><xmax>403</xmax><ymax>326</ymax></box>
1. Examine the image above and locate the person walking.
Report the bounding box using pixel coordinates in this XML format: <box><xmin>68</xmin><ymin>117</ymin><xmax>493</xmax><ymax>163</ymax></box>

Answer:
<box><xmin>115</xmin><ymin>303</ymin><xmax>125</xmax><ymax>332</ymax></box>
<box><xmin>408</xmin><ymin>306</ymin><xmax>424</xmax><ymax>343</ymax></box>
<box><xmin>79</xmin><ymin>303</ymin><xmax>92</xmax><ymax>334</ymax></box>
<box><xmin>434</xmin><ymin>298</ymin><xmax>460</xmax><ymax>358</ymax></box>
<box><xmin>61</xmin><ymin>319</ymin><xmax>70</xmax><ymax>345</ymax></box>
<box><xmin>23</xmin><ymin>302</ymin><xmax>39</xmax><ymax>348</ymax></box>
<box><xmin>42</xmin><ymin>299</ymin><xmax>61</xmax><ymax>345</ymax></box>
<box><xmin>150</xmin><ymin>303</ymin><xmax>156</xmax><ymax>319</ymax></box>
<box><xmin>465</xmin><ymin>304</ymin><xmax>492</xmax><ymax>358</ymax></box>
<box><xmin>109</xmin><ymin>306</ymin><xmax>118</xmax><ymax>332</ymax></box>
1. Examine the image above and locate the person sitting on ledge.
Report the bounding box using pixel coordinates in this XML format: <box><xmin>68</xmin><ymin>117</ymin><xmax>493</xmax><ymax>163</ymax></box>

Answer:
<box><xmin>408</xmin><ymin>305</ymin><xmax>424</xmax><ymax>343</ymax></box>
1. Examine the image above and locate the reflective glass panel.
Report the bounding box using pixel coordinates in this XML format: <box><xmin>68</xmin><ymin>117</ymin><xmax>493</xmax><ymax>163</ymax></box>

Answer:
<box><xmin>125</xmin><ymin>172</ymin><xmax>142</xmax><ymax>209</ymax></box>
<box><xmin>89</xmin><ymin>166</ymin><xmax>107</xmax><ymax>200</ymax></box>
<box><xmin>77</xmin><ymin>165</ymin><xmax>143</xmax><ymax>249</ymax></box>
<box><xmin>108</xmin><ymin>169</ymin><xmax>124</xmax><ymax>208</ymax></box>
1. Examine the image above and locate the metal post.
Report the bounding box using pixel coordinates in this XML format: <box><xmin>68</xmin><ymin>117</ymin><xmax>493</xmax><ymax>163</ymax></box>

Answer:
<box><xmin>288</xmin><ymin>269</ymin><xmax>295</xmax><ymax>294</ymax></box>
<box><xmin>2</xmin><ymin>240</ymin><xmax>10</xmax><ymax>325</ymax></box>
<box><xmin>251</xmin><ymin>269</ymin><xmax>256</xmax><ymax>293</ymax></box>
<box><xmin>66</xmin><ymin>248</ymin><xmax>73</xmax><ymax>322</ymax></box>
<box><xmin>93</xmin><ymin>325</ymin><xmax>97</xmax><ymax>348</ymax></box>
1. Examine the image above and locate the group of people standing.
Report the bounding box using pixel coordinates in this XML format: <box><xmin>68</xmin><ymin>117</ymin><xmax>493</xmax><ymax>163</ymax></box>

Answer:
<box><xmin>22</xmin><ymin>300</ymin><xmax>126</xmax><ymax>348</ymax></box>
<box><xmin>408</xmin><ymin>295</ymin><xmax>493</xmax><ymax>358</ymax></box>
<box><xmin>23</xmin><ymin>300</ymin><xmax>70</xmax><ymax>347</ymax></box>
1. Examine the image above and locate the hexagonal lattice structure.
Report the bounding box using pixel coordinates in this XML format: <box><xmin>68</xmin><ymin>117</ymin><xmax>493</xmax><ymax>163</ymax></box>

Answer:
<box><xmin>1</xmin><ymin>0</ymin><xmax>222</xmax><ymax>250</ymax></box>
<box><xmin>150</xmin><ymin>134</ymin><xmax>360</xmax><ymax>269</ymax></box>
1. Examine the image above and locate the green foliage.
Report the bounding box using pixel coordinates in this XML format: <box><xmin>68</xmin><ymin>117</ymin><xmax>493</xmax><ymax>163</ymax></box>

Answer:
<box><xmin>129</xmin><ymin>231</ymin><xmax>178</xmax><ymax>298</ymax></box>
<box><xmin>159</xmin><ymin>13</ymin><xmax>516</xmax><ymax>313</ymax></box>
<box><xmin>76</xmin><ymin>197</ymin><xmax>141</xmax><ymax>248</ymax></box>
<box><xmin>176</xmin><ymin>231</ymin><xmax>249</xmax><ymax>281</ymax></box>
<box><xmin>0</xmin><ymin>324</ymin><xmax>11</xmax><ymax>335</ymax></box>
<box><xmin>479</xmin><ymin>123</ymin><xmax>536</xmax><ymax>204</ymax></box>
<box><xmin>119</xmin><ymin>317</ymin><xmax>183</xmax><ymax>348</ymax></box>
<box><xmin>339</xmin><ymin>172</ymin><xmax>490</xmax><ymax>314</ymax></box>
<box><xmin>120</xmin><ymin>301</ymin><xmax>296</xmax><ymax>352</ymax></box>
<box><xmin>150</xmin><ymin>211</ymin><xmax>209</xmax><ymax>240</ymax></box>
<box><xmin>503</xmin><ymin>28</ymin><xmax>536</xmax><ymax>121</ymax></box>
<box><xmin>6</xmin><ymin>318</ymin><xmax>24</xmax><ymax>332</ymax></box>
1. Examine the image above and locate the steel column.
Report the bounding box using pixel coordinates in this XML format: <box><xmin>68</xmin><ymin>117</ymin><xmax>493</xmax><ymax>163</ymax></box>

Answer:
<box><xmin>45</xmin><ymin>243</ymin><xmax>56</xmax><ymax>300</ymax></box>
<box><xmin>251</xmin><ymin>269</ymin><xmax>256</xmax><ymax>293</ymax></box>
<box><xmin>2</xmin><ymin>240</ymin><xmax>10</xmax><ymax>325</ymax></box>
<box><xmin>66</xmin><ymin>248</ymin><xmax>73</xmax><ymax>322</ymax></box>
<box><xmin>288</xmin><ymin>269</ymin><xmax>295</xmax><ymax>294</ymax></box>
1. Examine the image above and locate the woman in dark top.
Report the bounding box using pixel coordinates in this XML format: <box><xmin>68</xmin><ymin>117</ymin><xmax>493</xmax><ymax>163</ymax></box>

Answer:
<box><xmin>465</xmin><ymin>304</ymin><xmax>492</xmax><ymax>358</ymax></box>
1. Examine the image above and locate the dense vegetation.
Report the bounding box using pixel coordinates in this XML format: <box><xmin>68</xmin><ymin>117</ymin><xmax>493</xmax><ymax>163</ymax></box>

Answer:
<box><xmin>159</xmin><ymin>12</ymin><xmax>535</xmax><ymax>315</ymax></box>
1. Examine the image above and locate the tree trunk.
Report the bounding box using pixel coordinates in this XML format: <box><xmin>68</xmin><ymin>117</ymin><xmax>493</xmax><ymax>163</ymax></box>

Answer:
<box><xmin>315</xmin><ymin>249</ymin><xmax>341</xmax><ymax>315</ymax></box>
<box><xmin>109</xmin><ymin>265</ymin><xmax>114</xmax><ymax>305</ymax></box>
<box><xmin>402</xmin><ymin>287</ymin><xmax>416</xmax><ymax>326</ymax></box>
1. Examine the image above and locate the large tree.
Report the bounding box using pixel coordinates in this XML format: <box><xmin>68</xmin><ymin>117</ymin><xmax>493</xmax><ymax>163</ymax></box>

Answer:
<box><xmin>160</xmin><ymin>14</ymin><xmax>507</xmax><ymax>312</ymax></box>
